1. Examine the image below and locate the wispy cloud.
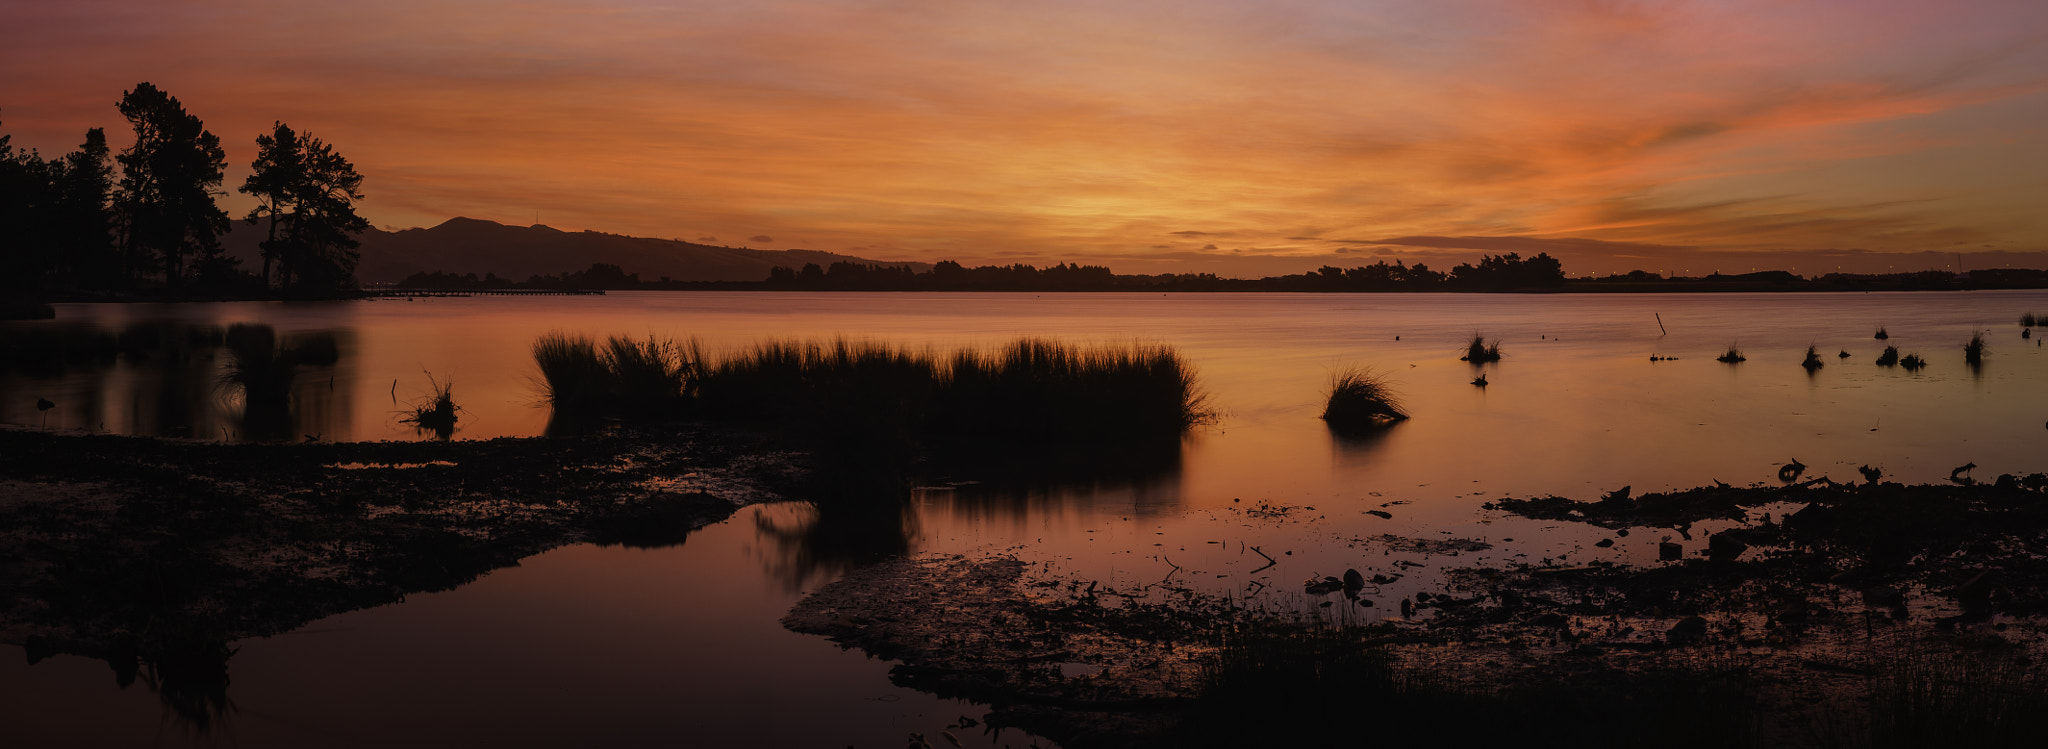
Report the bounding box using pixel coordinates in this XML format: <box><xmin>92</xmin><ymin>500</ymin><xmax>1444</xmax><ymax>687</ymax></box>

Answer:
<box><xmin>5</xmin><ymin>0</ymin><xmax>2047</xmax><ymax>274</ymax></box>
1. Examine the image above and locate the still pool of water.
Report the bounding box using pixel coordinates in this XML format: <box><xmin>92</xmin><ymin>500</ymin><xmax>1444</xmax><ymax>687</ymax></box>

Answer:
<box><xmin>4</xmin><ymin>291</ymin><xmax>2047</xmax><ymax>745</ymax></box>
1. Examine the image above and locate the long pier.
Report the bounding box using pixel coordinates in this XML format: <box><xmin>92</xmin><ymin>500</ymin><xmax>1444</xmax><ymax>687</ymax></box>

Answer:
<box><xmin>364</xmin><ymin>288</ymin><xmax>607</xmax><ymax>297</ymax></box>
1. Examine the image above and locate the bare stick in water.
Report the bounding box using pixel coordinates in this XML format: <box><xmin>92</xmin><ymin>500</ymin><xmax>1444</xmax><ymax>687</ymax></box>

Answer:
<box><xmin>1656</xmin><ymin>313</ymin><xmax>1667</xmax><ymax>336</ymax></box>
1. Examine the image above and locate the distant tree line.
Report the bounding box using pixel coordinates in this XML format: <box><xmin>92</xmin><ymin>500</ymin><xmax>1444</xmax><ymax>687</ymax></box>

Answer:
<box><xmin>759</xmin><ymin>252</ymin><xmax>1567</xmax><ymax>291</ymax></box>
<box><xmin>1</xmin><ymin>83</ymin><xmax>367</xmax><ymax>298</ymax></box>
<box><xmin>394</xmin><ymin>263</ymin><xmax>645</xmax><ymax>290</ymax></box>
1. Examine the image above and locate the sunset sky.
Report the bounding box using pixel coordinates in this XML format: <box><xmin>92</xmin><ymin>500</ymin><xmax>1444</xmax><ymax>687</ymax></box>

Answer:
<box><xmin>7</xmin><ymin>0</ymin><xmax>2048</xmax><ymax>276</ymax></box>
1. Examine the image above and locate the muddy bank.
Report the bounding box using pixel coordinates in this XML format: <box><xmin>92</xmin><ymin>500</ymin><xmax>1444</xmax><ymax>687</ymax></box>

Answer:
<box><xmin>784</xmin><ymin>553</ymin><xmax>1237</xmax><ymax>747</ymax></box>
<box><xmin>787</xmin><ymin>476</ymin><xmax>2048</xmax><ymax>748</ymax></box>
<box><xmin>0</xmin><ymin>426</ymin><xmax>798</xmax><ymax>723</ymax></box>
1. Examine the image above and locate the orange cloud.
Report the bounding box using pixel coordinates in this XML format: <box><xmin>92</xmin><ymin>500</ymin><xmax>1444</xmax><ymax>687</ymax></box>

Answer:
<box><xmin>5</xmin><ymin>0</ymin><xmax>2048</xmax><ymax>274</ymax></box>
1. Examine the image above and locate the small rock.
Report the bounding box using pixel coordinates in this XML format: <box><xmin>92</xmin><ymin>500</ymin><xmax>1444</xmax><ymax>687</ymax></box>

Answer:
<box><xmin>1667</xmin><ymin>615</ymin><xmax>1709</xmax><ymax>645</ymax></box>
<box><xmin>1594</xmin><ymin>539</ymin><xmax>1615</xmax><ymax>548</ymax></box>
<box><xmin>1707</xmin><ymin>533</ymin><xmax>1748</xmax><ymax>562</ymax></box>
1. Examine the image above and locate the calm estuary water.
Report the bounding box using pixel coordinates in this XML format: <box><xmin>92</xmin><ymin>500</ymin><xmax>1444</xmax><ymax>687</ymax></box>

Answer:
<box><xmin>4</xmin><ymin>291</ymin><xmax>2046</xmax><ymax>746</ymax></box>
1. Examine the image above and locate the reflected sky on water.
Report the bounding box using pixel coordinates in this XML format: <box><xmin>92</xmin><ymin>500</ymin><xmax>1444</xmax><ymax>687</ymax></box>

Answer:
<box><xmin>4</xmin><ymin>290</ymin><xmax>2047</xmax><ymax>745</ymax></box>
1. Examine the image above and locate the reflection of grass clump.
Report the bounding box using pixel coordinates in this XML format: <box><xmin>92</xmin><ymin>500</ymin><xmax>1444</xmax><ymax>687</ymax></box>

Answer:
<box><xmin>1901</xmin><ymin>353</ymin><xmax>1927</xmax><ymax>370</ymax></box>
<box><xmin>1876</xmin><ymin>345</ymin><xmax>1900</xmax><ymax>366</ymax></box>
<box><xmin>1964</xmin><ymin>330</ymin><xmax>1987</xmax><ymax>364</ymax></box>
<box><xmin>1321</xmin><ymin>366</ymin><xmax>1408</xmax><ymax>431</ymax></box>
<box><xmin>1460</xmin><ymin>333</ymin><xmax>1502</xmax><ymax>363</ymax></box>
<box><xmin>1716</xmin><ymin>345</ymin><xmax>1746</xmax><ymax>363</ymax></box>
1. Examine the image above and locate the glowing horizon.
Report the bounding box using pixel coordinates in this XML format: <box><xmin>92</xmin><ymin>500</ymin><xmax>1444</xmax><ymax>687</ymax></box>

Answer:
<box><xmin>7</xmin><ymin>0</ymin><xmax>2048</xmax><ymax>276</ymax></box>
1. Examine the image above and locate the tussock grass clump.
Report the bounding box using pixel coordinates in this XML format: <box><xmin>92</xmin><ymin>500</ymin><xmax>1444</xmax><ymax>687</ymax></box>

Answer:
<box><xmin>700</xmin><ymin>338</ymin><xmax>934</xmax><ymax>424</ymax></box>
<box><xmin>1716</xmin><ymin>345</ymin><xmax>1746</xmax><ymax>363</ymax></box>
<box><xmin>1801</xmin><ymin>345</ymin><xmax>1824</xmax><ymax>371</ymax></box>
<box><xmin>1900</xmin><ymin>353</ymin><xmax>1927</xmax><ymax>371</ymax></box>
<box><xmin>537</xmin><ymin>333</ymin><xmax>1214</xmax><ymax>477</ymax></box>
<box><xmin>400</xmin><ymin>371</ymin><xmax>459</xmax><ymax>439</ymax></box>
<box><xmin>2022</xmin><ymin>313</ymin><xmax>2038</xmax><ymax>328</ymax></box>
<box><xmin>1964</xmin><ymin>330</ymin><xmax>1987</xmax><ymax>364</ymax></box>
<box><xmin>1460</xmin><ymin>333</ymin><xmax>1502</xmax><ymax>363</ymax></box>
<box><xmin>936</xmin><ymin>338</ymin><xmax>1212</xmax><ymax>446</ymax></box>
<box><xmin>1320</xmin><ymin>366</ymin><xmax>1408</xmax><ymax>432</ymax></box>
<box><xmin>534</xmin><ymin>331</ymin><xmax>696</xmax><ymax>430</ymax></box>
<box><xmin>533</xmin><ymin>332</ymin><xmax>608</xmax><ymax>411</ymax></box>
<box><xmin>1875</xmin><ymin>326</ymin><xmax>1890</xmax><ymax>340</ymax></box>
<box><xmin>1876</xmin><ymin>345</ymin><xmax>1900</xmax><ymax>366</ymax></box>
<box><xmin>602</xmin><ymin>335</ymin><xmax>696</xmax><ymax>417</ymax></box>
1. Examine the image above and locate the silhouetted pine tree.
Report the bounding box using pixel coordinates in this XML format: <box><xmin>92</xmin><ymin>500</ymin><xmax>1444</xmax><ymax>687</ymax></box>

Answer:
<box><xmin>114</xmin><ymin>83</ymin><xmax>232</xmax><ymax>290</ymax></box>
<box><xmin>239</xmin><ymin>121</ymin><xmax>367</xmax><ymax>294</ymax></box>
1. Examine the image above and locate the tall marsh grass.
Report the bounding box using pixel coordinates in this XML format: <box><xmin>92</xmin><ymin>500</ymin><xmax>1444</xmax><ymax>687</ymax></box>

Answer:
<box><xmin>533</xmin><ymin>332</ymin><xmax>699</xmax><ymax>432</ymax></box>
<box><xmin>1964</xmin><ymin>330</ymin><xmax>1987</xmax><ymax>364</ymax></box>
<box><xmin>534</xmin><ymin>333</ymin><xmax>1214</xmax><ymax>474</ymax></box>
<box><xmin>936</xmin><ymin>338</ymin><xmax>1210</xmax><ymax>446</ymax></box>
<box><xmin>1321</xmin><ymin>366</ymin><xmax>1408</xmax><ymax>432</ymax></box>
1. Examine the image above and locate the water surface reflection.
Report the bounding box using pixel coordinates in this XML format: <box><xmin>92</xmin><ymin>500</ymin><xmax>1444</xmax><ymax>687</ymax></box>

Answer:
<box><xmin>1</xmin><ymin>321</ymin><xmax>355</xmax><ymax>441</ymax></box>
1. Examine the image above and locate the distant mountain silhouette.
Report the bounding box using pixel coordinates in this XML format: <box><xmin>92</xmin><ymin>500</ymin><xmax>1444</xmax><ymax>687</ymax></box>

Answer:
<box><xmin>223</xmin><ymin>217</ymin><xmax>928</xmax><ymax>283</ymax></box>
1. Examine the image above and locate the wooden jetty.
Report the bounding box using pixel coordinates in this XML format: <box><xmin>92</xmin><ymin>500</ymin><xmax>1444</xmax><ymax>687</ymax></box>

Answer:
<box><xmin>364</xmin><ymin>288</ymin><xmax>606</xmax><ymax>298</ymax></box>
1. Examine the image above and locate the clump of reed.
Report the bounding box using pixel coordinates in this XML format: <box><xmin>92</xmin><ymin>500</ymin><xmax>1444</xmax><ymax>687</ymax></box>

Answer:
<box><xmin>535</xmin><ymin>333</ymin><xmax>1214</xmax><ymax>478</ymax></box>
<box><xmin>602</xmin><ymin>335</ymin><xmax>697</xmax><ymax>417</ymax></box>
<box><xmin>1459</xmin><ymin>333</ymin><xmax>1502</xmax><ymax>363</ymax></box>
<box><xmin>2022</xmin><ymin>313</ymin><xmax>2038</xmax><ymax>328</ymax></box>
<box><xmin>1808</xmin><ymin>651</ymin><xmax>2048</xmax><ymax>749</ymax></box>
<box><xmin>1801</xmin><ymin>344</ymin><xmax>1825</xmax><ymax>371</ymax></box>
<box><xmin>934</xmin><ymin>338</ymin><xmax>1212</xmax><ymax>446</ymax></box>
<box><xmin>1875</xmin><ymin>326</ymin><xmax>1889</xmax><ymax>340</ymax></box>
<box><xmin>533</xmin><ymin>332</ymin><xmax>609</xmax><ymax>414</ymax></box>
<box><xmin>1320</xmin><ymin>366</ymin><xmax>1407</xmax><ymax>432</ymax></box>
<box><xmin>703</xmin><ymin>338</ymin><xmax>937</xmax><ymax>490</ymax></box>
<box><xmin>532</xmin><ymin>331</ymin><xmax>696</xmax><ymax>431</ymax></box>
<box><xmin>1964</xmin><ymin>330</ymin><xmax>1987</xmax><ymax>364</ymax></box>
<box><xmin>399</xmin><ymin>371</ymin><xmax>459</xmax><ymax>439</ymax></box>
<box><xmin>1716</xmin><ymin>344</ymin><xmax>1746</xmax><ymax>363</ymax></box>
<box><xmin>1900</xmin><ymin>353</ymin><xmax>1927</xmax><ymax>371</ymax></box>
<box><xmin>1876</xmin><ymin>345</ymin><xmax>1900</xmax><ymax>366</ymax></box>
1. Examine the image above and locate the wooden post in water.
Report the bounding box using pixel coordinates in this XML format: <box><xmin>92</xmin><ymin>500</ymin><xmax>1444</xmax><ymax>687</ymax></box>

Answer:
<box><xmin>1656</xmin><ymin>313</ymin><xmax>1667</xmax><ymax>336</ymax></box>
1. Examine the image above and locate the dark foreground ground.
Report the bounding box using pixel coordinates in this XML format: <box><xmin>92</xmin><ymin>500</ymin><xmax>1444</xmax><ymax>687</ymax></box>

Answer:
<box><xmin>6</xmin><ymin>426</ymin><xmax>2047</xmax><ymax>747</ymax></box>
<box><xmin>790</xmin><ymin>475</ymin><xmax>2048</xmax><ymax>749</ymax></box>
<box><xmin>0</xmin><ymin>426</ymin><xmax>797</xmax><ymax>727</ymax></box>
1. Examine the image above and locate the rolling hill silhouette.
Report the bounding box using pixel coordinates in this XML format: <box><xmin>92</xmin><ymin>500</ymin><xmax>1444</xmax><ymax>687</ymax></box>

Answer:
<box><xmin>224</xmin><ymin>217</ymin><xmax>927</xmax><ymax>283</ymax></box>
